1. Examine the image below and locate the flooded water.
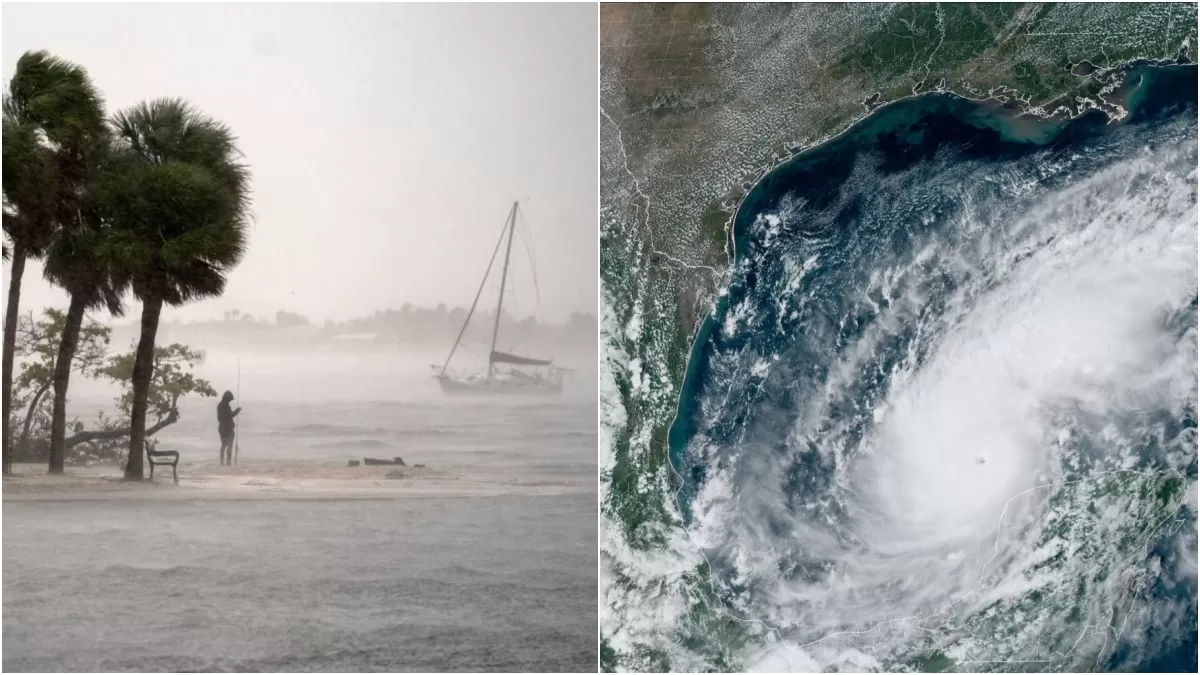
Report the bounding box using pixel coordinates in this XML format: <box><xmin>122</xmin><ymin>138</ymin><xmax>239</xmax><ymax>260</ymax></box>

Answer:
<box><xmin>3</xmin><ymin>495</ymin><xmax>596</xmax><ymax>671</ymax></box>
<box><xmin>64</xmin><ymin>348</ymin><xmax>597</xmax><ymax>484</ymax></box>
<box><xmin>3</xmin><ymin>348</ymin><xmax>598</xmax><ymax>671</ymax></box>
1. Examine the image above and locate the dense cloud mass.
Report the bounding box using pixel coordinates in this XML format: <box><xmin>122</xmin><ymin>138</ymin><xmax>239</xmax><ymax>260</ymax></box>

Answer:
<box><xmin>672</xmin><ymin>82</ymin><xmax>1197</xmax><ymax>671</ymax></box>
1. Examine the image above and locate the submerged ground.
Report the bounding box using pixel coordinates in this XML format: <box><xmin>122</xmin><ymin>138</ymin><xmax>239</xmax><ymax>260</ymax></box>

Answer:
<box><xmin>4</xmin><ymin>494</ymin><xmax>594</xmax><ymax>672</ymax></box>
<box><xmin>600</xmin><ymin>3</ymin><xmax>1197</xmax><ymax>671</ymax></box>
<box><xmin>4</xmin><ymin>353</ymin><xmax>598</xmax><ymax>672</ymax></box>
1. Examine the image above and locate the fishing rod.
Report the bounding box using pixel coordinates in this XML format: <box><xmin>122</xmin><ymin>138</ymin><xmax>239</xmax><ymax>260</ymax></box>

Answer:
<box><xmin>234</xmin><ymin>358</ymin><xmax>241</xmax><ymax>467</ymax></box>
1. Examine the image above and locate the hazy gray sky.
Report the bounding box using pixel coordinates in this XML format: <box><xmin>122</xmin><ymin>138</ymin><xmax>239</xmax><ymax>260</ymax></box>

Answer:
<box><xmin>3</xmin><ymin>2</ymin><xmax>597</xmax><ymax>324</ymax></box>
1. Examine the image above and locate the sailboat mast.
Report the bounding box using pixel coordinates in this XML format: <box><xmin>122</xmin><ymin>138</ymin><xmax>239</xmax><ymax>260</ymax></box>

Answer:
<box><xmin>488</xmin><ymin>201</ymin><xmax>519</xmax><ymax>377</ymax></box>
<box><xmin>439</xmin><ymin>207</ymin><xmax>511</xmax><ymax>374</ymax></box>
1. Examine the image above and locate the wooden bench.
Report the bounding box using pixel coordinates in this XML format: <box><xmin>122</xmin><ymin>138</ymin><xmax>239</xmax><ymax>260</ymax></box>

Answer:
<box><xmin>145</xmin><ymin>440</ymin><xmax>179</xmax><ymax>485</ymax></box>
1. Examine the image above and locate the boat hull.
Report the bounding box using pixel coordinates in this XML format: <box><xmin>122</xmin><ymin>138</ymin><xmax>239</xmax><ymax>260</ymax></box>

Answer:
<box><xmin>436</xmin><ymin>375</ymin><xmax>563</xmax><ymax>396</ymax></box>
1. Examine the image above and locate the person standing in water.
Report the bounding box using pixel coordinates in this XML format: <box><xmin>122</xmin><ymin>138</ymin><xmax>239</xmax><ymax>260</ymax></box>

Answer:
<box><xmin>217</xmin><ymin>391</ymin><xmax>241</xmax><ymax>466</ymax></box>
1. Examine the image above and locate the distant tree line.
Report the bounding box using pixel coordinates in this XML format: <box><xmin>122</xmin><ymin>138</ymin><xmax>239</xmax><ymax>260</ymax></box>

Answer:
<box><xmin>3</xmin><ymin>51</ymin><xmax>249</xmax><ymax>478</ymax></box>
<box><xmin>320</xmin><ymin>303</ymin><xmax>597</xmax><ymax>349</ymax></box>
<box><xmin>104</xmin><ymin>303</ymin><xmax>599</xmax><ymax>352</ymax></box>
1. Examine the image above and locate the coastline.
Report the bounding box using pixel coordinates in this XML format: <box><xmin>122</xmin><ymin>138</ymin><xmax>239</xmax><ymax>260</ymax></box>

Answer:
<box><xmin>3</xmin><ymin>460</ymin><xmax>591</xmax><ymax>501</ymax></box>
<box><xmin>663</xmin><ymin>62</ymin><xmax>1199</xmax><ymax>524</ymax></box>
<box><xmin>637</xmin><ymin>58</ymin><xmax>1197</xmax><ymax>672</ymax></box>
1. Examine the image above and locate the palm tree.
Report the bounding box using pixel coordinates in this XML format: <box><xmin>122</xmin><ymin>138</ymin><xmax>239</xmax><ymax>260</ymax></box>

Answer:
<box><xmin>42</xmin><ymin>141</ymin><xmax>131</xmax><ymax>473</ymax></box>
<box><xmin>3</xmin><ymin>117</ymin><xmax>57</xmax><ymax>474</ymax></box>
<box><xmin>2</xmin><ymin>51</ymin><xmax>105</xmax><ymax>474</ymax></box>
<box><xmin>108</xmin><ymin>99</ymin><xmax>250</xmax><ymax>480</ymax></box>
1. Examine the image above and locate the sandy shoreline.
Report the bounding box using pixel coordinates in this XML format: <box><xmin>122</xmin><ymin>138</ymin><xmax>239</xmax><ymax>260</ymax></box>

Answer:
<box><xmin>2</xmin><ymin>461</ymin><xmax>586</xmax><ymax>500</ymax></box>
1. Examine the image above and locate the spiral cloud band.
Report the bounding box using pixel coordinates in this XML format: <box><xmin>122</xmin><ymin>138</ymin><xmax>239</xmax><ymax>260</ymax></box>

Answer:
<box><xmin>675</xmin><ymin>80</ymin><xmax>1197</xmax><ymax>671</ymax></box>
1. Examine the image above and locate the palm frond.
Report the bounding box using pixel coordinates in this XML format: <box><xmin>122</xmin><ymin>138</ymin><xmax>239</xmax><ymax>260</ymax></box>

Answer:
<box><xmin>109</xmin><ymin>98</ymin><xmax>252</xmax><ymax>307</ymax></box>
<box><xmin>2</xmin><ymin>116</ymin><xmax>62</xmax><ymax>256</ymax></box>
<box><xmin>41</xmin><ymin>207</ymin><xmax>128</xmax><ymax>316</ymax></box>
<box><xmin>5</xmin><ymin>50</ymin><xmax>106</xmax><ymax>153</ymax></box>
<box><xmin>3</xmin><ymin>50</ymin><xmax>111</xmax><ymax>275</ymax></box>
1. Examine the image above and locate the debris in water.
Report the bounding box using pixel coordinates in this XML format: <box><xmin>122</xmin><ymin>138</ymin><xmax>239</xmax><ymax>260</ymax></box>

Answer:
<box><xmin>363</xmin><ymin>457</ymin><xmax>405</xmax><ymax>466</ymax></box>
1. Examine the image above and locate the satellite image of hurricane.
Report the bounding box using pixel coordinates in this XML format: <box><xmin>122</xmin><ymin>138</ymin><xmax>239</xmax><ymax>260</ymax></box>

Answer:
<box><xmin>600</xmin><ymin>3</ymin><xmax>1198</xmax><ymax>672</ymax></box>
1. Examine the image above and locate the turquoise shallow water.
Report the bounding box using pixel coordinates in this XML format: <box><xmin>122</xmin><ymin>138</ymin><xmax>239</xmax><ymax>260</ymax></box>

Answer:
<box><xmin>4</xmin><ymin>494</ymin><xmax>596</xmax><ymax>672</ymax></box>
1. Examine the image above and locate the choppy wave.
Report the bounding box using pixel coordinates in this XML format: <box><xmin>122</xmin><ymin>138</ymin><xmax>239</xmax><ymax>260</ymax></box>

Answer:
<box><xmin>674</xmin><ymin>72</ymin><xmax>1197</xmax><ymax>671</ymax></box>
<box><xmin>4</xmin><ymin>496</ymin><xmax>597</xmax><ymax>672</ymax></box>
<box><xmin>309</xmin><ymin>439</ymin><xmax>393</xmax><ymax>450</ymax></box>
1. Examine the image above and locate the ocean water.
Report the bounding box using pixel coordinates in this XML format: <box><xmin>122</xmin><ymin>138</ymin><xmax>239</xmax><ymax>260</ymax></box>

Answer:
<box><xmin>671</xmin><ymin>65</ymin><xmax>1197</xmax><ymax>671</ymax></box>
<box><xmin>3</xmin><ymin>496</ymin><xmax>595</xmax><ymax>672</ymax></box>
<box><xmin>4</xmin><ymin>349</ymin><xmax>598</xmax><ymax>672</ymax></box>
<box><xmin>62</xmin><ymin>348</ymin><xmax>597</xmax><ymax>483</ymax></box>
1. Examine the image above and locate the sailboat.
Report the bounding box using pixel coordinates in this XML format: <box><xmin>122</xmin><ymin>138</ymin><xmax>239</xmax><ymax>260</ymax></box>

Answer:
<box><xmin>432</xmin><ymin>201</ymin><xmax>570</xmax><ymax>396</ymax></box>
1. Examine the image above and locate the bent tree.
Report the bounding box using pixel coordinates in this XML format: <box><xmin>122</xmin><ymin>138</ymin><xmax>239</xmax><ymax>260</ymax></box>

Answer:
<box><xmin>2</xmin><ymin>51</ymin><xmax>104</xmax><ymax>473</ymax></box>
<box><xmin>110</xmin><ymin>99</ymin><xmax>250</xmax><ymax>480</ymax></box>
<box><xmin>42</xmin><ymin>139</ymin><xmax>132</xmax><ymax>473</ymax></box>
<box><xmin>8</xmin><ymin>309</ymin><xmax>215</xmax><ymax>464</ymax></box>
<box><xmin>75</xmin><ymin>344</ymin><xmax>216</xmax><ymax>463</ymax></box>
<box><xmin>8</xmin><ymin>309</ymin><xmax>110</xmax><ymax>459</ymax></box>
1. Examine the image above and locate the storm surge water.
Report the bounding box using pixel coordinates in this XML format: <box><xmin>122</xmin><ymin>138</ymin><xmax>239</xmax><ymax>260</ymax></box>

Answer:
<box><xmin>672</xmin><ymin>65</ymin><xmax>1197</xmax><ymax>672</ymax></box>
<box><xmin>3</xmin><ymin>496</ymin><xmax>595</xmax><ymax>672</ymax></box>
<box><xmin>4</xmin><ymin>350</ymin><xmax>597</xmax><ymax>671</ymax></box>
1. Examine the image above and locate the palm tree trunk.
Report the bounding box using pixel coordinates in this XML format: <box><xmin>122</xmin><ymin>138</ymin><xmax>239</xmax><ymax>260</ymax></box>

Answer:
<box><xmin>124</xmin><ymin>296</ymin><xmax>163</xmax><ymax>481</ymax></box>
<box><xmin>3</xmin><ymin>241</ymin><xmax>27</xmax><ymax>475</ymax></box>
<box><xmin>48</xmin><ymin>294</ymin><xmax>87</xmax><ymax>474</ymax></box>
